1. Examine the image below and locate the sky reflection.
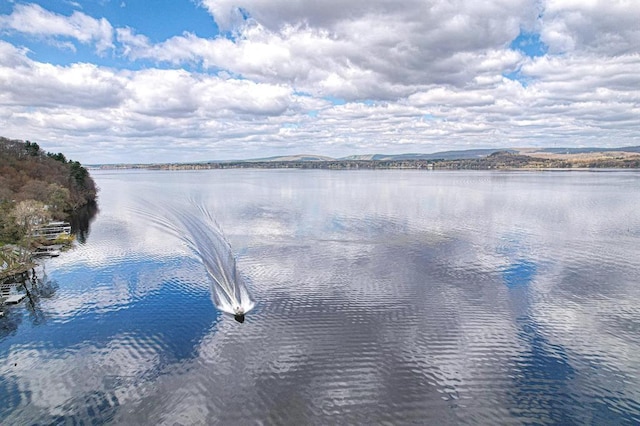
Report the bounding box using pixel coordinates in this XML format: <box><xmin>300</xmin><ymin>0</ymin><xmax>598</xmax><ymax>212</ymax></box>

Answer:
<box><xmin>1</xmin><ymin>169</ymin><xmax>639</xmax><ymax>424</ymax></box>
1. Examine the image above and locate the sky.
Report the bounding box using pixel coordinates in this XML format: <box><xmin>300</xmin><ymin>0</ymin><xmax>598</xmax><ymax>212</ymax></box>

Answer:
<box><xmin>0</xmin><ymin>0</ymin><xmax>639</xmax><ymax>164</ymax></box>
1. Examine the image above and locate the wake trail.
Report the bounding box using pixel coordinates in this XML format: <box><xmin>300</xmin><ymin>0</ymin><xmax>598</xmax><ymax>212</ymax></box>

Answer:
<box><xmin>131</xmin><ymin>196</ymin><xmax>255</xmax><ymax>319</ymax></box>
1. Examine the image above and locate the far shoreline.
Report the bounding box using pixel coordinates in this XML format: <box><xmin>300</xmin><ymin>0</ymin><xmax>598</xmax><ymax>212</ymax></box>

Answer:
<box><xmin>90</xmin><ymin>159</ymin><xmax>640</xmax><ymax>172</ymax></box>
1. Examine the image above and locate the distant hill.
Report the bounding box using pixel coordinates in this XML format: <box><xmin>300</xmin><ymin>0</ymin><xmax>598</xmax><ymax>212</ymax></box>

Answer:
<box><xmin>237</xmin><ymin>154</ymin><xmax>335</xmax><ymax>162</ymax></box>
<box><xmin>529</xmin><ymin>146</ymin><xmax>640</xmax><ymax>155</ymax></box>
<box><xmin>91</xmin><ymin>145</ymin><xmax>640</xmax><ymax>168</ymax></box>
<box><xmin>285</xmin><ymin>147</ymin><xmax>640</xmax><ymax>162</ymax></box>
<box><xmin>242</xmin><ymin>149</ymin><xmax>520</xmax><ymax>163</ymax></box>
<box><xmin>342</xmin><ymin>148</ymin><xmax>518</xmax><ymax>161</ymax></box>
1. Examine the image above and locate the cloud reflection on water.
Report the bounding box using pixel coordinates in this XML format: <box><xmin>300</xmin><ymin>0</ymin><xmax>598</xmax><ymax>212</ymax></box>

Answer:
<box><xmin>1</xmin><ymin>169</ymin><xmax>639</xmax><ymax>424</ymax></box>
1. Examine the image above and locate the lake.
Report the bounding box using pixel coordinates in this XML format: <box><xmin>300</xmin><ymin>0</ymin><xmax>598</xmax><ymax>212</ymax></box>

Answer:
<box><xmin>1</xmin><ymin>169</ymin><xmax>640</xmax><ymax>424</ymax></box>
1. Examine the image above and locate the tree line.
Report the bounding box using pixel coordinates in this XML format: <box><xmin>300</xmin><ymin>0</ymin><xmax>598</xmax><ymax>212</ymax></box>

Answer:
<box><xmin>97</xmin><ymin>151</ymin><xmax>640</xmax><ymax>172</ymax></box>
<box><xmin>0</xmin><ymin>137</ymin><xmax>98</xmax><ymax>246</ymax></box>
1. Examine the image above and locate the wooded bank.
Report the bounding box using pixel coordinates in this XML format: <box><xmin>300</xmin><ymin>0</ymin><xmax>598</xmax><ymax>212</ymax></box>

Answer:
<box><xmin>1</xmin><ymin>137</ymin><xmax>98</xmax><ymax>278</ymax></box>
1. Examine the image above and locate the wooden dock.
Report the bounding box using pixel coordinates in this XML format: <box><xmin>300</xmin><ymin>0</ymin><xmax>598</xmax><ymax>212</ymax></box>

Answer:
<box><xmin>32</xmin><ymin>221</ymin><xmax>71</xmax><ymax>241</ymax></box>
<box><xmin>34</xmin><ymin>244</ymin><xmax>62</xmax><ymax>257</ymax></box>
<box><xmin>3</xmin><ymin>293</ymin><xmax>26</xmax><ymax>304</ymax></box>
<box><xmin>1</xmin><ymin>281</ymin><xmax>27</xmax><ymax>305</ymax></box>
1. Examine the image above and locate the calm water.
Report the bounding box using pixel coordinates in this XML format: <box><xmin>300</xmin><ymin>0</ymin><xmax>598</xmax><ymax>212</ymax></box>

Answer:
<box><xmin>1</xmin><ymin>169</ymin><xmax>640</xmax><ymax>424</ymax></box>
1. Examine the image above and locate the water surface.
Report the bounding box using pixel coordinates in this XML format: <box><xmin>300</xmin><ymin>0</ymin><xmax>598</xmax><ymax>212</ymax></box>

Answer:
<box><xmin>1</xmin><ymin>169</ymin><xmax>639</xmax><ymax>424</ymax></box>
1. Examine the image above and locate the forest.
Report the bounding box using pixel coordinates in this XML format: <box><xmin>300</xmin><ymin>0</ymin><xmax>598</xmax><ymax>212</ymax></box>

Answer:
<box><xmin>0</xmin><ymin>137</ymin><xmax>97</xmax><ymax>248</ymax></box>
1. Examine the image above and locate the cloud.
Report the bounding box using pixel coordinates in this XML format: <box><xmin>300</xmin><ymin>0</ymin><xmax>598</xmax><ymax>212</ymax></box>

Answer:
<box><xmin>0</xmin><ymin>40</ymin><xmax>303</xmax><ymax>162</ymax></box>
<box><xmin>0</xmin><ymin>54</ymin><xmax>111</xmax><ymax>112</ymax></box>
<box><xmin>1</xmin><ymin>1</ymin><xmax>640</xmax><ymax>163</ymax></box>
<box><xmin>0</xmin><ymin>39</ymin><xmax>295</xmax><ymax>116</ymax></box>
<box><xmin>0</xmin><ymin>3</ymin><xmax>114</xmax><ymax>53</ymax></box>
<box><xmin>132</xmin><ymin>0</ymin><xmax>538</xmax><ymax>100</ymax></box>
<box><xmin>0</xmin><ymin>41</ymin><xmax>125</xmax><ymax>109</ymax></box>
<box><xmin>541</xmin><ymin>0</ymin><xmax>640</xmax><ymax>55</ymax></box>
<box><xmin>200</xmin><ymin>0</ymin><xmax>536</xmax><ymax>35</ymax></box>
<box><xmin>124</xmin><ymin>68</ymin><xmax>293</xmax><ymax>117</ymax></box>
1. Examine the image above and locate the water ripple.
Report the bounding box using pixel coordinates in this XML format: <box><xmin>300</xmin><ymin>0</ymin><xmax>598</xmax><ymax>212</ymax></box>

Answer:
<box><xmin>2</xmin><ymin>169</ymin><xmax>640</xmax><ymax>424</ymax></box>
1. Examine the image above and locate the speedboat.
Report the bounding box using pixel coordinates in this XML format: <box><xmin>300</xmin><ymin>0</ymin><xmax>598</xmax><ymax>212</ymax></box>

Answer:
<box><xmin>233</xmin><ymin>306</ymin><xmax>245</xmax><ymax>323</ymax></box>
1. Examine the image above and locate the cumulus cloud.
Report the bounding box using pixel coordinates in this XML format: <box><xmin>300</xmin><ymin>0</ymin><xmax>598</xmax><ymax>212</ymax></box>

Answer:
<box><xmin>541</xmin><ymin>0</ymin><xmax>640</xmax><ymax>55</ymax></box>
<box><xmin>0</xmin><ymin>40</ymin><xmax>302</xmax><ymax>162</ymax></box>
<box><xmin>0</xmin><ymin>41</ymin><xmax>125</xmax><ymax>109</ymax></box>
<box><xmin>123</xmin><ymin>68</ymin><xmax>293</xmax><ymax>117</ymax></box>
<box><xmin>132</xmin><ymin>0</ymin><xmax>538</xmax><ymax>99</ymax></box>
<box><xmin>0</xmin><ymin>3</ymin><xmax>114</xmax><ymax>53</ymax></box>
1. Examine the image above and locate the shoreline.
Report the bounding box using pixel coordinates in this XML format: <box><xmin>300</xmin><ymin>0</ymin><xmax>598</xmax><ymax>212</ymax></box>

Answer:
<box><xmin>0</xmin><ymin>261</ymin><xmax>37</xmax><ymax>282</ymax></box>
<box><xmin>0</xmin><ymin>243</ymin><xmax>65</xmax><ymax>281</ymax></box>
<box><xmin>92</xmin><ymin>164</ymin><xmax>640</xmax><ymax>172</ymax></box>
<box><xmin>91</xmin><ymin>154</ymin><xmax>640</xmax><ymax>171</ymax></box>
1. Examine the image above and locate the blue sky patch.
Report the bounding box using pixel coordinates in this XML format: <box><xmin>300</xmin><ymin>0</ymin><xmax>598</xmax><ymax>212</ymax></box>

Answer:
<box><xmin>510</xmin><ymin>31</ymin><xmax>548</xmax><ymax>58</ymax></box>
<box><xmin>323</xmin><ymin>96</ymin><xmax>347</xmax><ymax>106</ymax></box>
<box><xmin>503</xmin><ymin>69</ymin><xmax>530</xmax><ymax>87</ymax></box>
